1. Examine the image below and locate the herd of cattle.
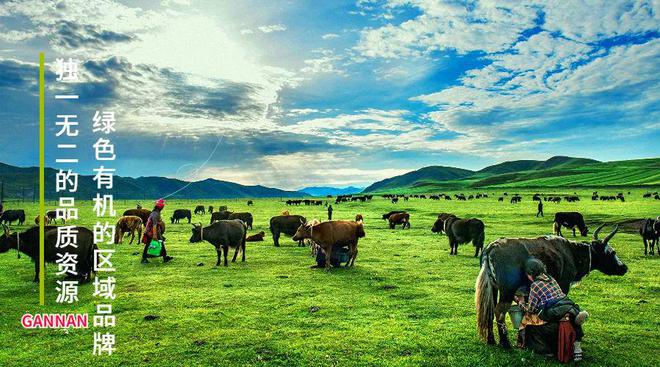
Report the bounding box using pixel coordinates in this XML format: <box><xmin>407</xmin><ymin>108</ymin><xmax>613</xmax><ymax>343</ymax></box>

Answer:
<box><xmin>0</xmin><ymin>191</ymin><xmax>658</xmax><ymax>279</ymax></box>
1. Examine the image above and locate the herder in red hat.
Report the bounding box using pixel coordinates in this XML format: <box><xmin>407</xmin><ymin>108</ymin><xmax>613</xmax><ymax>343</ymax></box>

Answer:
<box><xmin>141</xmin><ymin>198</ymin><xmax>173</xmax><ymax>264</ymax></box>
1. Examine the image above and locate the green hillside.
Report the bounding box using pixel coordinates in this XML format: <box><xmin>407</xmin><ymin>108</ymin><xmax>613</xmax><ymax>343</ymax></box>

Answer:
<box><xmin>362</xmin><ymin>166</ymin><xmax>474</xmax><ymax>192</ymax></box>
<box><xmin>363</xmin><ymin>157</ymin><xmax>660</xmax><ymax>193</ymax></box>
<box><xmin>474</xmin><ymin>158</ymin><xmax>660</xmax><ymax>188</ymax></box>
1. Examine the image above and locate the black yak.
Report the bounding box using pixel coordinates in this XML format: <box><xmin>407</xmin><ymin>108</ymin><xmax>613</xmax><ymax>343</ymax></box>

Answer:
<box><xmin>444</xmin><ymin>217</ymin><xmax>485</xmax><ymax>256</ymax></box>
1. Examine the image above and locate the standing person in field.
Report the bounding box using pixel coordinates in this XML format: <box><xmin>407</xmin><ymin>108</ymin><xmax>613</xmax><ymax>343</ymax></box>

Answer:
<box><xmin>327</xmin><ymin>205</ymin><xmax>333</xmax><ymax>221</ymax></box>
<box><xmin>536</xmin><ymin>201</ymin><xmax>544</xmax><ymax>217</ymax></box>
<box><xmin>141</xmin><ymin>198</ymin><xmax>173</xmax><ymax>264</ymax></box>
<box><xmin>515</xmin><ymin>258</ymin><xmax>589</xmax><ymax>362</ymax></box>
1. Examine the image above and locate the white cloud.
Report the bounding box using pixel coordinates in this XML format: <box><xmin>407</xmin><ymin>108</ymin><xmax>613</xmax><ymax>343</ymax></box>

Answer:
<box><xmin>321</xmin><ymin>33</ymin><xmax>340</xmax><ymax>40</ymax></box>
<box><xmin>257</xmin><ymin>24</ymin><xmax>287</xmax><ymax>33</ymax></box>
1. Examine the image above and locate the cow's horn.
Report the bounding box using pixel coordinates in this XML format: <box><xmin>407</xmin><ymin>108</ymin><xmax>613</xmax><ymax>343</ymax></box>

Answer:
<box><xmin>593</xmin><ymin>223</ymin><xmax>606</xmax><ymax>240</ymax></box>
<box><xmin>603</xmin><ymin>225</ymin><xmax>619</xmax><ymax>244</ymax></box>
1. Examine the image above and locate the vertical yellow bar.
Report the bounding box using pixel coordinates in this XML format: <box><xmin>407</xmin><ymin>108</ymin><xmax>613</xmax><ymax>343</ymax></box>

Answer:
<box><xmin>39</xmin><ymin>53</ymin><xmax>45</xmax><ymax>306</ymax></box>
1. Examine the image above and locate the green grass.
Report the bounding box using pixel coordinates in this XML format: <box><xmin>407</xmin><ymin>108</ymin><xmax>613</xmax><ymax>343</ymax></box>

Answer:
<box><xmin>0</xmin><ymin>189</ymin><xmax>658</xmax><ymax>366</ymax></box>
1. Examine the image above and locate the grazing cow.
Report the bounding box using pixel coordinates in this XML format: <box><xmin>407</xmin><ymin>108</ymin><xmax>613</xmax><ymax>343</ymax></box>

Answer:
<box><xmin>0</xmin><ymin>225</ymin><xmax>97</xmax><ymax>282</ymax></box>
<box><xmin>114</xmin><ymin>216</ymin><xmax>143</xmax><ymax>244</ymax></box>
<box><xmin>510</xmin><ymin>196</ymin><xmax>521</xmax><ymax>204</ymax></box>
<box><xmin>389</xmin><ymin>212</ymin><xmax>410</xmax><ymax>229</ymax></box>
<box><xmin>247</xmin><ymin>200</ymin><xmax>254</xmax><ymax>206</ymax></box>
<box><xmin>444</xmin><ymin>217</ymin><xmax>485</xmax><ymax>256</ymax></box>
<box><xmin>640</xmin><ymin>218</ymin><xmax>658</xmax><ymax>255</ymax></box>
<box><xmin>189</xmin><ymin>220</ymin><xmax>247</xmax><ymax>266</ymax></box>
<box><xmin>218</xmin><ymin>206</ymin><xmax>228</xmax><ymax>212</ymax></box>
<box><xmin>431</xmin><ymin>213</ymin><xmax>457</xmax><ymax>234</ymax></box>
<box><xmin>0</xmin><ymin>209</ymin><xmax>26</xmax><ymax>225</ymax></box>
<box><xmin>292</xmin><ymin>220</ymin><xmax>365</xmax><ymax>269</ymax></box>
<box><xmin>355</xmin><ymin>214</ymin><xmax>364</xmax><ymax>223</ymax></box>
<box><xmin>194</xmin><ymin>205</ymin><xmax>206</xmax><ymax>215</ymax></box>
<box><xmin>246</xmin><ymin>231</ymin><xmax>265</xmax><ymax>242</ymax></box>
<box><xmin>208</xmin><ymin>205</ymin><xmax>214</xmax><ymax>214</ymax></box>
<box><xmin>210</xmin><ymin>210</ymin><xmax>232</xmax><ymax>224</ymax></box>
<box><xmin>498</xmin><ymin>197</ymin><xmax>504</xmax><ymax>202</ymax></box>
<box><xmin>46</xmin><ymin>210</ymin><xmax>64</xmax><ymax>224</ymax></box>
<box><xmin>391</xmin><ymin>197</ymin><xmax>399</xmax><ymax>204</ymax></box>
<box><xmin>229</xmin><ymin>212</ymin><xmax>253</xmax><ymax>229</ymax></box>
<box><xmin>475</xmin><ymin>225</ymin><xmax>627</xmax><ymax>348</ymax></box>
<box><xmin>553</xmin><ymin>212</ymin><xmax>588</xmax><ymax>237</ymax></box>
<box><xmin>170</xmin><ymin>209</ymin><xmax>192</xmax><ymax>224</ymax></box>
<box><xmin>381</xmin><ymin>211</ymin><xmax>405</xmax><ymax>220</ymax></box>
<box><xmin>270</xmin><ymin>215</ymin><xmax>307</xmax><ymax>247</ymax></box>
<box><xmin>123</xmin><ymin>209</ymin><xmax>151</xmax><ymax>224</ymax></box>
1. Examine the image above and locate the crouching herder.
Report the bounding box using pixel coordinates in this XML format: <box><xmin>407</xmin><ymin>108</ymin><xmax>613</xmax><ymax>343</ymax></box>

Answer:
<box><xmin>141</xmin><ymin>199</ymin><xmax>174</xmax><ymax>264</ymax></box>
<box><xmin>311</xmin><ymin>244</ymin><xmax>350</xmax><ymax>268</ymax></box>
<box><xmin>512</xmin><ymin>258</ymin><xmax>589</xmax><ymax>362</ymax></box>
<box><xmin>292</xmin><ymin>220</ymin><xmax>364</xmax><ymax>269</ymax></box>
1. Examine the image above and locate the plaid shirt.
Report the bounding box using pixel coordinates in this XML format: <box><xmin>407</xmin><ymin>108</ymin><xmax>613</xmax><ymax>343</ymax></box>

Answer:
<box><xmin>521</xmin><ymin>274</ymin><xmax>565</xmax><ymax>315</ymax></box>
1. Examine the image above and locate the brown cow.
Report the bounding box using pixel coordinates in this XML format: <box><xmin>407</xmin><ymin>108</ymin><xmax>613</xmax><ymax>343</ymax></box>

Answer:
<box><xmin>389</xmin><ymin>212</ymin><xmax>410</xmax><ymax>229</ymax></box>
<box><xmin>123</xmin><ymin>209</ymin><xmax>151</xmax><ymax>224</ymax></box>
<box><xmin>246</xmin><ymin>231</ymin><xmax>265</xmax><ymax>242</ymax></box>
<box><xmin>114</xmin><ymin>216</ymin><xmax>143</xmax><ymax>244</ymax></box>
<box><xmin>355</xmin><ymin>214</ymin><xmax>364</xmax><ymax>223</ymax></box>
<box><xmin>292</xmin><ymin>220</ymin><xmax>365</xmax><ymax>269</ymax></box>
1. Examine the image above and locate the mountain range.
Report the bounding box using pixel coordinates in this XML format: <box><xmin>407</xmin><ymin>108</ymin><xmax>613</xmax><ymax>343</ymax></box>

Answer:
<box><xmin>299</xmin><ymin>186</ymin><xmax>364</xmax><ymax>197</ymax></box>
<box><xmin>0</xmin><ymin>162</ymin><xmax>305</xmax><ymax>200</ymax></box>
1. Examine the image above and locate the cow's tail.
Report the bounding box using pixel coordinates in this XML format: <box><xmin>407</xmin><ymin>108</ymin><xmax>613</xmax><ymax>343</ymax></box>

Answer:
<box><xmin>241</xmin><ymin>221</ymin><xmax>248</xmax><ymax>254</ymax></box>
<box><xmin>475</xmin><ymin>254</ymin><xmax>495</xmax><ymax>342</ymax></box>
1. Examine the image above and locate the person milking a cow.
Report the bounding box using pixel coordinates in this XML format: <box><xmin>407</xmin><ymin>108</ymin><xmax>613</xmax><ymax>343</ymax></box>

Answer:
<box><xmin>511</xmin><ymin>258</ymin><xmax>589</xmax><ymax>362</ymax></box>
<box><xmin>141</xmin><ymin>199</ymin><xmax>174</xmax><ymax>264</ymax></box>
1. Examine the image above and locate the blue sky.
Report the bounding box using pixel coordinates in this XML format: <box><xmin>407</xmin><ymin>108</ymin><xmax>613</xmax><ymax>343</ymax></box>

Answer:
<box><xmin>0</xmin><ymin>0</ymin><xmax>658</xmax><ymax>189</ymax></box>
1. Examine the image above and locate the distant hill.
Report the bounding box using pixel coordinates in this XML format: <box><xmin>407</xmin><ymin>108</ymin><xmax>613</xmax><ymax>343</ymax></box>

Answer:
<box><xmin>299</xmin><ymin>186</ymin><xmax>364</xmax><ymax>197</ymax></box>
<box><xmin>362</xmin><ymin>156</ymin><xmax>659</xmax><ymax>193</ymax></box>
<box><xmin>476</xmin><ymin>156</ymin><xmax>600</xmax><ymax>175</ymax></box>
<box><xmin>0</xmin><ymin>162</ymin><xmax>305</xmax><ymax>200</ymax></box>
<box><xmin>362</xmin><ymin>166</ymin><xmax>474</xmax><ymax>192</ymax></box>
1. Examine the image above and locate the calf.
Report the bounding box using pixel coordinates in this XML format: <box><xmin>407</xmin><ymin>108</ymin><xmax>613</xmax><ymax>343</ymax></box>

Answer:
<box><xmin>114</xmin><ymin>216</ymin><xmax>143</xmax><ymax>244</ymax></box>
<box><xmin>194</xmin><ymin>205</ymin><xmax>206</xmax><ymax>215</ymax></box>
<box><xmin>292</xmin><ymin>220</ymin><xmax>365</xmax><ymax>269</ymax></box>
<box><xmin>246</xmin><ymin>231</ymin><xmax>265</xmax><ymax>242</ymax></box>
<box><xmin>46</xmin><ymin>210</ymin><xmax>64</xmax><ymax>224</ymax></box>
<box><xmin>355</xmin><ymin>214</ymin><xmax>364</xmax><ymax>223</ymax></box>
<box><xmin>190</xmin><ymin>220</ymin><xmax>247</xmax><ymax>266</ymax></box>
<box><xmin>553</xmin><ymin>212</ymin><xmax>588</xmax><ymax>237</ymax></box>
<box><xmin>247</xmin><ymin>200</ymin><xmax>254</xmax><ymax>206</ymax></box>
<box><xmin>443</xmin><ymin>217</ymin><xmax>485</xmax><ymax>256</ymax></box>
<box><xmin>389</xmin><ymin>212</ymin><xmax>410</xmax><ymax>229</ymax></box>
<box><xmin>381</xmin><ymin>211</ymin><xmax>405</xmax><ymax>220</ymax></box>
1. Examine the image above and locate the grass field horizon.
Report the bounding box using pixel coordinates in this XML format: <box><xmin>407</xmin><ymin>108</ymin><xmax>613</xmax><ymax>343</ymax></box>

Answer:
<box><xmin>0</xmin><ymin>188</ymin><xmax>658</xmax><ymax>366</ymax></box>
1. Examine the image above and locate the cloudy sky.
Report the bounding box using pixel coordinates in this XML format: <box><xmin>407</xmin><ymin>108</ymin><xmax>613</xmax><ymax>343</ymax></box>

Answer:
<box><xmin>0</xmin><ymin>0</ymin><xmax>658</xmax><ymax>189</ymax></box>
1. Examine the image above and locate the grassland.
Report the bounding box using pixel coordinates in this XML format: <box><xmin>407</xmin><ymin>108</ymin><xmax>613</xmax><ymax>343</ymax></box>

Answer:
<box><xmin>0</xmin><ymin>188</ymin><xmax>658</xmax><ymax>366</ymax></box>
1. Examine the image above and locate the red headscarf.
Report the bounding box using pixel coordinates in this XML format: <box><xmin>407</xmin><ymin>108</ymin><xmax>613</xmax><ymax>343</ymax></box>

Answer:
<box><xmin>155</xmin><ymin>198</ymin><xmax>165</xmax><ymax>209</ymax></box>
